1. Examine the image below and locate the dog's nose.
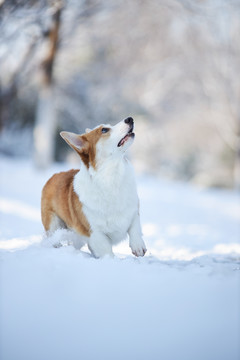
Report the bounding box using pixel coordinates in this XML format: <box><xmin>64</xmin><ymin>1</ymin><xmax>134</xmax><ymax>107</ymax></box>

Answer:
<box><xmin>124</xmin><ymin>117</ymin><xmax>134</xmax><ymax>125</ymax></box>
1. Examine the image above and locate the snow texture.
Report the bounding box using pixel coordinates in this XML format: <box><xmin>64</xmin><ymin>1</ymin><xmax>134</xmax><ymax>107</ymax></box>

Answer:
<box><xmin>0</xmin><ymin>156</ymin><xmax>240</xmax><ymax>360</ymax></box>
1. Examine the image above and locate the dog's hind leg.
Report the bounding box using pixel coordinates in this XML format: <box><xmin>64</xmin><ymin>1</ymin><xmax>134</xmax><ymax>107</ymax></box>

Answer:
<box><xmin>42</xmin><ymin>208</ymin><xmax>67</xmax><ymax>235</ymax></box>
<box><xmin>43</xmin><ymin>212</ymin><xmax>68</xmax><ymax>248</ymax></box>
<box><xmin>49</xmin><ymin>213</ymin><xmax>67</xmax><ymax>233</ymax></box>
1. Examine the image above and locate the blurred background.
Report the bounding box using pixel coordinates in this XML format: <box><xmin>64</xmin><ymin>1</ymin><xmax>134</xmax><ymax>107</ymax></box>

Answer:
<box><xmin>0</xmin><ymin>0</ymin><xmax>239</xmax><ymax>189</ymax></box>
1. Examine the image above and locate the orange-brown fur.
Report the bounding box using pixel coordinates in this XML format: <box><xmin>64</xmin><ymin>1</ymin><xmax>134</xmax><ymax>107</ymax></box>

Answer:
<box><xmin>41</xmin><ymin>169</ymin><xmax>91</xmax><ymax>236</ymax></box>
<box><xmin>63</xmin><ymin>126</ymin><xmax>110</xmax><ymax>169</ymax></box>
<box><xmin>41</xmin><ymin>126</ymin><xmax>110</xmax><ymax>236</ymax></box>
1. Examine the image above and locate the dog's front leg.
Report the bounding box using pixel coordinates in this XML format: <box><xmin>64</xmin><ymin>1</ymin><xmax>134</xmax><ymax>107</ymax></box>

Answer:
<box><xmin>88</xmin><ymin>232</ymin><xmax>114</xmax><ymax>258</ymax></box>
<box><xmin>128</xmin><ymin>213</ymin><xmax>147</xmax><ymax>257</ymax></box>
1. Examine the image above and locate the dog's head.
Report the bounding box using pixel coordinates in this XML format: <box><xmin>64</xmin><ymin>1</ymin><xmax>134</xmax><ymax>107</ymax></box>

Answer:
<box><xmin>60</xmin><ymin>117</ymin><xmax>135</xmax><ymax>169</ymax></box>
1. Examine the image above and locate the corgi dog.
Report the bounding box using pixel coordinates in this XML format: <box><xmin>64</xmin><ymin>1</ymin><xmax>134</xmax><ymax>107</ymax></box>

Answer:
<box><xmin>41</xmin><ymin>117</ymin><xmax>147</xmax><ymax>258</ymax></box>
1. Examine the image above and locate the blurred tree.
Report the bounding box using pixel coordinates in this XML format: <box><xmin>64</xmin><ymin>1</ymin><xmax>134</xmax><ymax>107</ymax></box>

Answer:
<box><xmin>0</xmin><ymin>0</ymin><xmax>102</xmax><ymax>166</ymax></box>
<box><xmin>33</xmin><ymin>0</ymin><xmax>63</xmax><ymax>168</ymax></box>
<box><xmin>0</xmin><ymin>0</ymin><xmax>239</xmax><ymax>188</ymax></box>
<box><xmin>0</xmin><ymin>0</ymin><xmax>39</xmax><ymax>131</ymax></box>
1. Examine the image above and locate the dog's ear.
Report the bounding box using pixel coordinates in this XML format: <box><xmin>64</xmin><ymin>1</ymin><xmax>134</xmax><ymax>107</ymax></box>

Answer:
<box><xmin>60</xmin><ymin>131</ymin><xmax>90</xmax><ymax>167</ymax></box>
<box><xmin>85</xmin><ymin>128</ymin><xmax>91</xmax><ymax>133</ymax></box>
<box><xmin>60</xmin><ymin>131</ymin><xmax>88</xmax><ymax>153</ymax></box>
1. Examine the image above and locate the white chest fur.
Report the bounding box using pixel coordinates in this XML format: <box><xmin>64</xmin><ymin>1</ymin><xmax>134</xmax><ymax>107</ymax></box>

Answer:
<box><xmin>73</xmin><ymin>157</ymin><xmax>139</xmax><ymax>244</ymax></box>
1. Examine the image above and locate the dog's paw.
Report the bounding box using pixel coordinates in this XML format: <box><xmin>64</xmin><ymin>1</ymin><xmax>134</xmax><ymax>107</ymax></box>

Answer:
<box><xmin>131</xmin><ymin>244</ymin><xmax>147</xmax><ymax>257</ymax></box>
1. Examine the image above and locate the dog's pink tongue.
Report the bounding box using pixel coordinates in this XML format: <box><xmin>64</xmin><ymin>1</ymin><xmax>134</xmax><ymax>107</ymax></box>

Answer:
<box><xmin>120</xmin><ymin>135</ymin><xmax>129</xmax><ymax>146</ymax></box>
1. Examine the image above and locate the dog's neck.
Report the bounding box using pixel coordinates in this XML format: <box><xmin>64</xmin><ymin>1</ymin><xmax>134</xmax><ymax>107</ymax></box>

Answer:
<box><xmin>75</xmin><ymin>154</ymin><xmax>132</xmax><ymax>193</ymax></box>
<box><xmin>90</xmin><ymin>153</ymin><xmax>128</xmax><ymax>178</ymax></box>
<box><xmin>73</xmin><ymin>152</ymin><xmax>137</xmax><ymax>214</ymax></box>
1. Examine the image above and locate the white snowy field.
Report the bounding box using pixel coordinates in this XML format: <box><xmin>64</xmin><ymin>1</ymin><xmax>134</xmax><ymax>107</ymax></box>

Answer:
<box><xmin>0</xmin><ymin>155</ymin><xmax>240</xmax><ymax>360</ymax></box>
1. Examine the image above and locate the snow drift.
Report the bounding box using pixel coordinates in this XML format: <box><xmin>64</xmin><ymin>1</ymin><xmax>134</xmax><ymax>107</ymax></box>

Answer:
<box><xmin>0</xmin><ymin>156</ymin><xmax>239</xmax><ymax>360</ymax></box>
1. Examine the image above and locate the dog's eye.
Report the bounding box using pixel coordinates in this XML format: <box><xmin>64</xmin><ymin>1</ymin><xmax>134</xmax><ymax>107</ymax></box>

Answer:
<box><xmin>102</xmin><ymin>128</ymin><xmax>110</xmax><ymax>134</ymax></box>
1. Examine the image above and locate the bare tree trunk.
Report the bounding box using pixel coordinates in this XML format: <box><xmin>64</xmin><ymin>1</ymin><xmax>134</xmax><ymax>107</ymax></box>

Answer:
<box><xmin>34</xmin><ymin>1</ymin><xmax>62</xmax><ymax>169</ymax></box>
<box><xmin>34</xmin><ymin>87</ymin><xmax>57</xmax><ymax>168</ymax></box>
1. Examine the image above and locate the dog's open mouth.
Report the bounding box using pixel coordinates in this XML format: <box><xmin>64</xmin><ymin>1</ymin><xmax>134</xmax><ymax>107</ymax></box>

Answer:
<box><xmin>118</xmin><ymin>127</ymin><xmax>135</xmax><ymax>147</ymax></box>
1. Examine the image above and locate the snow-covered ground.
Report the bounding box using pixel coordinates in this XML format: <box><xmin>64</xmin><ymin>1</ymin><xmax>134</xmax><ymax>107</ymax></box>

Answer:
<box><xmin>0</xmin><ymin>155</ymin><xmax>240</xmax><ymax>360</ymax></box>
